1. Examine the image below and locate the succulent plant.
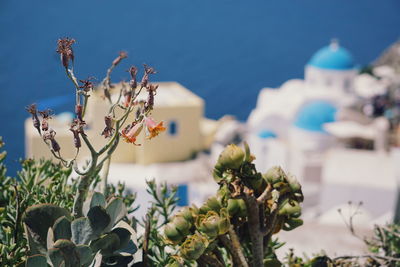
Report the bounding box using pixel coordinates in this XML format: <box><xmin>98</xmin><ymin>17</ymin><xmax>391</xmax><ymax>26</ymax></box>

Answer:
<box><xmin>179</xmin><ymin>232</ymin><xmax>209</xmax><ymax>261</ymax></box>
<box><xmin>227</xmin><ymin>198</ymin><xmax>247</xmax><ymax>217</ymax></box>
<box><xmin>166</xmin><ymin>144</ymin><xmax>305</xmax><ymax>266</ymax></box>
<box><xmin>23</xmin><ymin>192</ymin><xmax>139</xmax><ymax>267</ymax></box>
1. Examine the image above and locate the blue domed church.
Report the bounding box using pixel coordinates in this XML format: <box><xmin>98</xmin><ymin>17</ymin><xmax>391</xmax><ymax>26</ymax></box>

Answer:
<box><xmin>247</xmin><ymin>40</ymin><xmax>358</xmax><ymax>180</ymax></box>
<box><xmin>305</xmin><ymin>40</ymin><xmax>357</xmax><ymax>94</ymax></box>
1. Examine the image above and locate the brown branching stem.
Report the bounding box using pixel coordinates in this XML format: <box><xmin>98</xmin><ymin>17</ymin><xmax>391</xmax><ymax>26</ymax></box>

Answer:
<box><xmin>228</xmin><ymin>226</ymin><xmax>249</xmax><ymax>267</ymax></box>
<box><xmin>219</xmin><ymin>228</ymin><xmax>249</xmax><ymax>267</ymax></box>
<box><xmin>142</xmin><ymin>212</ymin><xmax>151</xmax><ymax>267</ymax></box>
<box><xmin>257</xmin><ymin>183</ymin><xmax>272</xmax><ymax>204</ymax></box>
<box><xmin>243</xmin><ymin>190</ymin><xmax>264</xmax><ymax>267</ymax></box>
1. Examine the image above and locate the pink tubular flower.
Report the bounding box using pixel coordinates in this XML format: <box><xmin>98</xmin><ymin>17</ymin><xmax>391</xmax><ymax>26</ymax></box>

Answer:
<box><xmin>121</xmin><ymin>123</ymin><xmax>143</xmax><ymax>145</ymax></box>
<box><xmin>144</xmin><ymin>117</ymin><xmax>166</xmax><ymax>139</ymax></box>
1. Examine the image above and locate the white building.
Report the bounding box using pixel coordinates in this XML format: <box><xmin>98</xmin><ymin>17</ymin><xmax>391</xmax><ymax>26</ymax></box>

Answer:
<box><xmin>248</xmin><ymin>41</ymin><xmax>358</xmax><ymax>176</ymax></box>
<box><xmin>247</xmin><ymin>41</ymin><xmax>397</xmax><ymax>220</ymax></box>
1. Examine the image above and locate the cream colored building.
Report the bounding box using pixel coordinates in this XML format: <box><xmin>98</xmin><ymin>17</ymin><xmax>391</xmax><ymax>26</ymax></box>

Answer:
<box><xmin>25</xmin><ymin>82</ymin><xmax>218</xmax><ymax>164</ymax></box>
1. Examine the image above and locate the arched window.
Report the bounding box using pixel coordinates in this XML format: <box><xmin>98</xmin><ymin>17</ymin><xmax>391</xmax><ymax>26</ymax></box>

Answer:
<box><xmin>168</xmin><ymin>120</ymin><xmax>178</xmax><ymax>136</ymax></box>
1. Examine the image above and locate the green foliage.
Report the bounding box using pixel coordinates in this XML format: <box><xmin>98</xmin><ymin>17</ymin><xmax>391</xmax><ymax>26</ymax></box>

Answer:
<box><xmin>0</xmin><ymin>137</ymin><xmax>140</xmax><ymax>266</ymax></box>
<box><xmin>8</xmin><ymin>135</ymin><xmax>400</xmax><ymax>267</ymax></box>
<box><xmin>365</xmin><ymin>224</ymin><xmax>400</xmax><ymax>266</ymax></box>
<box><xmin>23</xmin><ymin>192</ymin><xmax>139</xmax><ymax>266</ymax></box>
<box><xmin>164</xmin><ymin>143</ymin><xmax>305</xmax><ymax>266</ymax></box>
<box><xmin>0</xmin><ymin>138</ymin><xmax>76</xmax><ymax>266</ymax></box>
<box><xmin>143</xmin><ymin>180</ymin><xmax>179</xmax><ymax>266</ymax></box>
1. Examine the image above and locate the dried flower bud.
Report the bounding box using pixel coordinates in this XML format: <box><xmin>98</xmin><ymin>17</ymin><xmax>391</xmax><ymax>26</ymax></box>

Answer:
<box><xmin>145</xmin><ymin>84</ymin><xmax>158</xmax><ymax>111</ymax></box>
<box><xmin>70</xmin><ymin>120</ymin><xmax>82</xmax><ymax>149</ymax></box>
<box><xmin>26</xmin><ymin>104</ymin><xmax>41</xmax><ymax>135</ymax></box>
<box><xmin>144</xmin><ymin>64</ymin><xmax>156</xmax><ymax>75</ymax></box>
<box><xmin>112</xmin><ymin>51</ymin><xmax>127</xmax><ymax>66</ymax></box>
<box><xmin>101</xmin><ymin>116</ymin><xmax>114</xmax><ymax>138</ymax></box>
<box><xmin>41</xmin><ymin>119</ymin><xmax>49</xmax><ymax>131</ymax></box>
<box><xmin>128</xmin><ymin>66</ymin><xmax>138</xmax><ymax>89</ymax></box>
<box><xmin>140</xmin><ymin>64</ymin><xmax>156</xmax><ymax>88</ymax></box>
<box><xmin>79</xmin><ymin>78</ymin><xmax>95</xmax><ymax>92</ymax></box>
<box><xmin>38</xmin><ymin>109</ymin><xmax>52</xmax><ymax>131</ymax></box>
<box><xmin>75</xmin><ymin>104</ymin><xmax>83</xmax><ymax>121</ymax></box>
<box><xmin>56</xmin><ymin>38</ymin><xmax>75</xmax><ymax>69</ymax></box>
<box><xmin>43</xmin><ymin>129</ymin><xmax>60</xmax><ymax>152</ymax></box>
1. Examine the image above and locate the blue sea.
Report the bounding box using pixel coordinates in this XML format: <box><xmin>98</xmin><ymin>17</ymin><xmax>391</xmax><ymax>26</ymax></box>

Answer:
<box><xmin>1</xmin><ymin>0</ymin><xmax>399</xmax><ymax>174</ymax></box>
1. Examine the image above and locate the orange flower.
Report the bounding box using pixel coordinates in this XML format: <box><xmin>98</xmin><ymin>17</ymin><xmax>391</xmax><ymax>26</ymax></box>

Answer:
<box><xmin>121</xmin><ymin>123</ymin><xmax>143</xmax><ymax>145</ymax></box>
<box><xmin>145</xmin><ymin>117</ymin><xmax>166</xmax><ymax>139</ymax></box>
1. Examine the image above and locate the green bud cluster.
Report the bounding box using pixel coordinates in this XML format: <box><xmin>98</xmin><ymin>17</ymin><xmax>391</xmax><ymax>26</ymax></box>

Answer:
<box><xmin>164</xmin><ymin>206</ymin><xmax>196</xmax><ymax>245</ymax></box>
<box><xmin>164</xmin><ymin>196</ymin><xmax>231</xmax><ymax>261</ymax></box>
<box><xmin>213</xmin><ymin>143</ymin><xmax>267</xmax><ymax>194</ymax></box>
<box><xmin>195</xmin><ymin>208</ymin><xmax>230</xmax><ymax>238</ymax></box>
<box><xmin>180</xmin><ymin>232</ymin><xmax>209</xmax><ymax>261</ymax></box>
<box><xmin>227</xmin><ymin>198</ymin><xmax>247</xmax><ymax>217</ymax></box>
<box><xmin>167</xmin><ymin>144</ymin><xmax>306</xmax><ymax>265</ymax></box>
<box><xmin>213</xmin><ymin>144</ymin><xmax>246</xmax><ymax>183</ymax></box>
<box><xmin>263</xmin><ymin>166</ymin><xmax>304</xmax><ymax>233</ymax></box>
<box><xmin>23</xmin><ymin>192</ymin><xmax>139</xmax><ymax>267</ymax></box>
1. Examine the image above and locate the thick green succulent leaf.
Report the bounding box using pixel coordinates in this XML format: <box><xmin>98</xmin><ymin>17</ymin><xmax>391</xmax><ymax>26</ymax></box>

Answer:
<box><xmin>23</xmin><ymin>204</ymin><xmax>71</xmax><ymax>251</ymax></box>
<box><xmin>264</xmin><ymin>258</ymin><xmax>282</xmax><ymax>267</ymax></box>
<box><xmin>71</xmin><ymin>217</ymin><xmax>94</xmax><ymax>245</ymax></box>
<box><xmin>48</xmin><ymin>248</ymin><xmax>64</xmax><ymax>267</ymax></box>
<box><xmin>53</xmin><ymin>216</ymin><xmax>72</xmax><ymax>241</ymax></box>
<box><xmin>283</xmin><ymin>218</ymin><xmax>303</xmax><ymax>231</ymax></box>
<box><xmin>83</xmin><ymin>192</ymin><xmax>106</xmax><ymax>216</ymax></box>
<box><xmin>53</xmin><ymin>239</ymin><xmax>80</xmax><ymax>267</ymax></box>
<box><xmin>244</xmin><ymin>141</ymin><xmax>252</xmax><ymax>162</ymax></box>
<box><xmin>75</xmin><ymin>245</ymin><xmax>94</xmax><ymax>266</ymax></box>
<box><xmin>25</xmin><ymin>254</ymin><xmax>47</xmax><ymax>267</ymax></box>
<box><xmin>115</xmin><ymin>240</ymin><xmax>138</xmax><ymax>255</ymax></box>
<box><xmin>90</xmin><ymin>233</ymin><xmax>120</xmax><ymax>255</ymax></box>
<box><xmin>53</xmin><ymin>238</ymin><xmax>76</xmax><ymax>250</ymax></box>
<box><xmin>111</xmin><ymin>227</ymin><xmax>131</xmax><ymax>251</ymax></box>
<box><xmin>24</xmin><ymin>224</ymin><xmax>42</xmax><ymax>255</ymax></box>
<box><xmin>102</xmin><ymin>255</ymin><xmax>134</xmax><ymax>267</ymax></box>
<box><xmin>113</xmin><ymin>221</ymin><xmax>139</xmax><ymax>257</ymax></box>
<box><xmin>105</xmin><ymin>197</ymin><xmax>126</xmax><ymax>231</ymax></box>
<box><xmin>87</xmin><ymin>206</ymin><xmax>111</xmax><ymax>236</ymax></box>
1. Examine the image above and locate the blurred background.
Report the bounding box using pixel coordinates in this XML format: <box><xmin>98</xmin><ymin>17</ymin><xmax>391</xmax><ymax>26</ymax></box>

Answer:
<box><xmin>1</xmin><ymin>0</ymin><xmax>400</xmax><ymax>174</ymax></box>
<box><xmin>3</xmin><ymin>0</ymin><xmax>400</xmax><ymax>257</ymax></box>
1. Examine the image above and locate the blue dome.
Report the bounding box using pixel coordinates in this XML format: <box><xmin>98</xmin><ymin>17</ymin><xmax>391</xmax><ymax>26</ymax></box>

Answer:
<box><xmin>308</xmin><ymin>43</ymin><xmax>355</xmax><ymax>70</ymax></box>
<box><xmin>293</xmin><ymin>101</ymin><xmax>337</xmax><ymax>133</ymax></box>
<box><xmin>258</xmin><ymin>130</ymin><xmax>277</xmax><ymax>139</ymax></box>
